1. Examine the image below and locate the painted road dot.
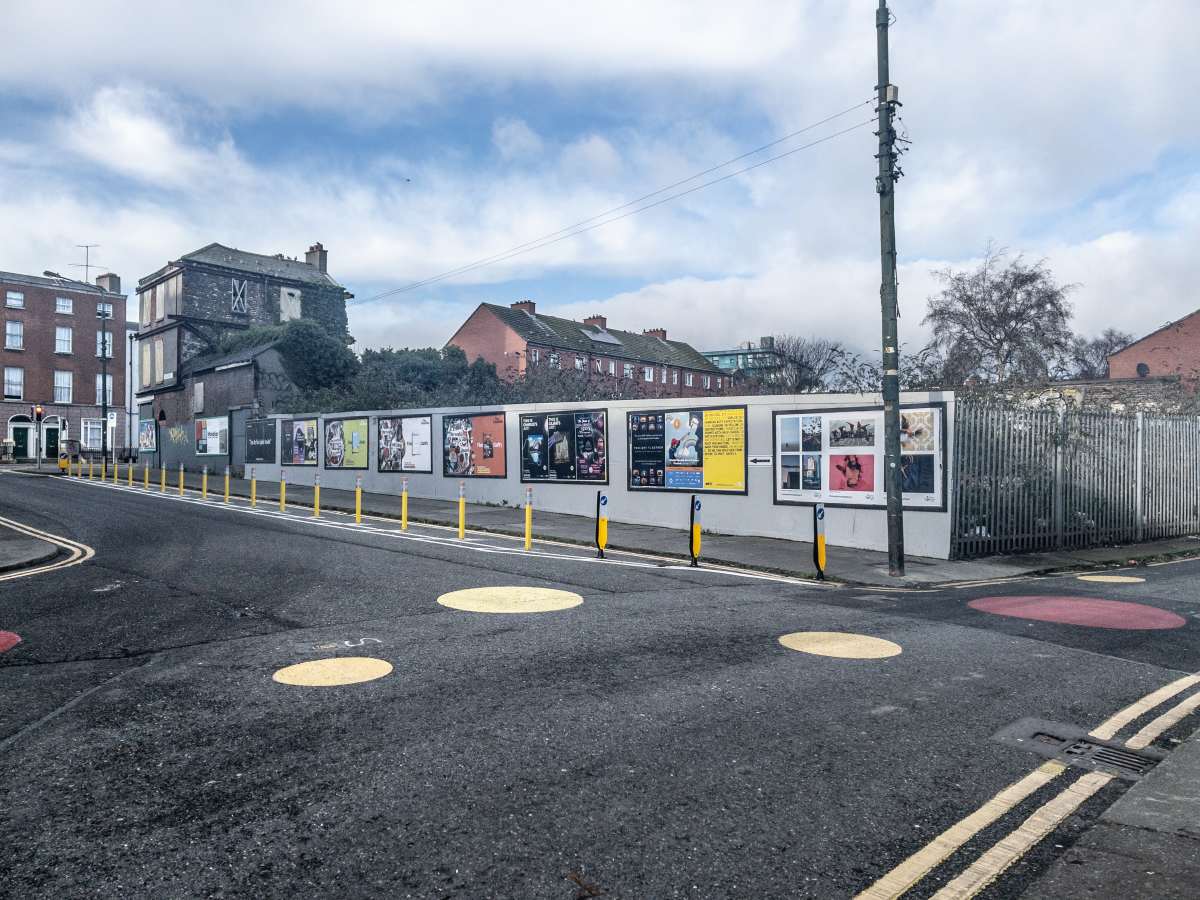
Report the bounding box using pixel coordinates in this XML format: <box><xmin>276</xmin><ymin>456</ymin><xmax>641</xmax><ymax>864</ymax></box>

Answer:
<box><xmin>272</xmin><ymin>657</ymin><xmax>393</xmax><ymax>687</ymax></box>
<box><xmin>1076</xmin><ymin>574</ymin><xmax>1146</xmax><ymax>584</ymax></box>
<box><xmin>0</xmin><ymin>631</ymin><xmax>20</xmax><ymax>653</ymax></box>
<box><xmin>778</xmin><ymin>631</ymin><xmax>902</xmax><ymax>659</ymax></box>
<box><xmin>968</xmin><ymin>596</ymin><xmax>1185</xmax><ymax>630</ymax></box>
<box><xmin>437</xmin><ymin>586</ymin><xmax>584</xmax><ymax>614</ymax></box>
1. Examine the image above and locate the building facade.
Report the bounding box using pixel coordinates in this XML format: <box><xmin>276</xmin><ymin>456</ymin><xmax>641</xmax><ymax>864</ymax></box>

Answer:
<box><xmin>447</xmin><ymin>301</ymin><xmax>726</xmax><ymax>398</ymax></box>
<box><xmin>2</xmin><ymin>270</ymin><xmax>127</xmax><ymax>461</ymax></box>
<box><xmin>135</xmin><ymin>242</ymin><xmax>351</xmax><ymax>463</ymax></box>
<box><xmin>1108</xmin><ymin>308</ymin><xmax>1200</xmax><ymax>382</ymax></box>
<box><xmin>703</xmin><ymin>337</ymin><xmax>784</xmax><ymax>385</ymax></box>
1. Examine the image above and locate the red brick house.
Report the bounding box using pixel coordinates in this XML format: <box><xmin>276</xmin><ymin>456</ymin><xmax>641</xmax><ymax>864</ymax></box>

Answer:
<box><xmin>1108</xmin><ymin>308</ymin><xmax>1200</xmax><ymax>382</ymax></box>
<box><xmin>446</xmin><ymin>300</ymin><xmax>727</xmax><ymax>398</ymax></box>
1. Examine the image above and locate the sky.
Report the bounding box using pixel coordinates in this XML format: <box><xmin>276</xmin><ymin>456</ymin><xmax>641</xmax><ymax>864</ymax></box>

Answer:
<box><xmin>1</xmin><ymin>1</ymin><xmax>1196</xmax><ymax>360</ymax></box>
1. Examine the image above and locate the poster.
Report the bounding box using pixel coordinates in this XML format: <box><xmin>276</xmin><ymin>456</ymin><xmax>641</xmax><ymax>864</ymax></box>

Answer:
<box><xmin>246</xmin><ymin>419</ymin><xmax>277</xmax><ymax>464</ymax></box>
<box><xmin>378</xmin><ymin>415</ymin><xmax>433</xmax><ymax>473</ymax></box>
<box><xmin>281</xmin><ymin>418</ymin><xmax>319</xmax><ymax>465</ymax></box>
<box><xmin>520</xmin><ymin>410</ymin><xmax>607</xmax><ymax>483</ymax></box>
<box><xmin>627</xmin><ymin>405</ymin><xmax>746</xmax><ymax>493</ymax></box>
<box><xmin>773</xmin><ymin>405</ymin><xmax>945</xmax><ymax>509</ymax></box>
<box><xmin>137</xmin><ymin>419</ymin><xmax>156</xmax><ymax>452</ymax></box>
<box><xmin>324</xmin><ymin>417</ymin><xmax>368</xmax><ymax>469</ymax></box>
<box><xmin>443</xmin><ymin>412</ymin><xmax>506</xmax><ymax>478</ymax></box>
<box><xmin>194</xmin><ymin>416</ymin><xmax>228</xmax><ymax>456</ymax></box>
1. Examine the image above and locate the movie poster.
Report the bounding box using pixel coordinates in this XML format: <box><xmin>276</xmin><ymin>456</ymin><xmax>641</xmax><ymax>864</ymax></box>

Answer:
<box><xmin>378</xmin><ymin>415</ymin><xmax>433</xmax><ymax>473</ymax></box>
<box><xmin>443</xmin><ymin>412</ymin><xmax>506</xmax><ymax>478</ymax></box>
<box><xmin>245</xmin><ymin>419</ymin><xmax>277</xmax><ymax>464</ymax></box>
<box><xmin>773</xmin><ymin>405</ymin><xmax>945</xmax><ymax>509</ymax></box>
<box><xmin>281</xmin><ymin>418</ymin><xmax>319</xmax><ymax>465</ymax></box>
<box><xmin>138</xmin><ymin>419</ymin><xmax>156</xmax><ymax>452</ymax></box>
<box><xmin>520</xmin><ymin>410</ymin><xmax>607</xmax><ymax>483</ymax></box>
<box><xmin>194</xmin><ymin>416</ymin><xmax>228</xmax><ymax>456</ymax></box>
<box><xmin>627</xmin><ymin>406</ymin><xmax>746</xmax><ymax>493</ymax></box>
<box><xmin>324</xmin><ymin>417</ymin><xmax>368</xmax><ymax>469</ymax></box>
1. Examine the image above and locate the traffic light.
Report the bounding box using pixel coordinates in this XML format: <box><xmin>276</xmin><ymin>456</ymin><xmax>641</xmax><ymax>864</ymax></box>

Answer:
<box><xmin>32</xmin><ymin>404</ymin><xmax>44</xmax><ymax>423</ymax></box>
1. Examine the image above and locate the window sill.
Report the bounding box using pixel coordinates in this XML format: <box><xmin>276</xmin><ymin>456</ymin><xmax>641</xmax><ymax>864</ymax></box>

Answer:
<box><xmin>4</xmin><ymin>346</ymin><xmax>23</xmax><ymax>352</ymax></box>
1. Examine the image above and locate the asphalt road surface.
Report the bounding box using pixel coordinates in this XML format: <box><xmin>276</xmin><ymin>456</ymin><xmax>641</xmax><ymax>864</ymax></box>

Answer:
<box><xmin>2</xmin><ymin>471</ymin><xmax>1199</xmax><ymax>899</ymax></box>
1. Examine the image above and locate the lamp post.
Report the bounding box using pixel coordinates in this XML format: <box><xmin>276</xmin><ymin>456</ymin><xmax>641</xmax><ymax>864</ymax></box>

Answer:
<box><xmin>100</xmin><ymin>305</ymin><xmax>109</xmax><ymax>466</ymax></box>
<box><xmin>128</xmin><ymin>331</ymin><xmax>135</xmax><ymax>459</ymax></box>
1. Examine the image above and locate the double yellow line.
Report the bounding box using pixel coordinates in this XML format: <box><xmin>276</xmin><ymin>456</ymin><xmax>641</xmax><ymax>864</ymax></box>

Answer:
<box><xmin>857</xmin><ymin>671</ymin><xmax>1200</xmax><ymax>899</ymax></box>
<box><xmin>0</xmin><ymin>514</ymin><xmax>95</xmax><ymax>582</ymax></box>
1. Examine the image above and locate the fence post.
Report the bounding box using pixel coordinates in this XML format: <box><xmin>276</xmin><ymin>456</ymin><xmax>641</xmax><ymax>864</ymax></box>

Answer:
<box><xmin>1134</xmin><ymin>411</ymin><xmax>1144</xmax><ymax>542</ymax></box>
<box><xmin>1053</xmin><ymin>408</ymin><xmax>1066</xmax><ymax>549</ymax></box>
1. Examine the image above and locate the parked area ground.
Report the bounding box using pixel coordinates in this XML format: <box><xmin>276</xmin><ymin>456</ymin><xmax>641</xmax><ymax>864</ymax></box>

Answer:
<box><xmin>2</xmin><ymin>469</ymin><xmax>1199</xmax><ymax>898</ymax></box>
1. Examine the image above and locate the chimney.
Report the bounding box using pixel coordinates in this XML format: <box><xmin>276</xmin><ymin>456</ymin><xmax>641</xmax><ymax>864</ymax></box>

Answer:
<box><xmin>583</xmin><ymin>314</ymin><xmax>607</xmax><ymax>329</ymax></box>
<box><xmin>305</xmin><ymin>242</ymin><xmax>328</xmax><ymax>273</ymax></box>
<box><xmin>643</xmin><ymin>327</ymin><xmax>667</xmax><ymax>340</ymax></box>
<box><xmin>95</xmin><ymin>272</ymin><xmax>121</xmax><ymax>294</ymax></box>
<box><xmin>511</xmin><ymin>299</ymin><xmax>536</xmax><ymax>314</ymax></box>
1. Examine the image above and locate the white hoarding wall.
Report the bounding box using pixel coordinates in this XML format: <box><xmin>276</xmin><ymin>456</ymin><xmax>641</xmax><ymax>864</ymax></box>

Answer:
<box><xmin>249</xmin><ymin>392</ymin><xmax>955</xmax><ymax>558</ymax></box>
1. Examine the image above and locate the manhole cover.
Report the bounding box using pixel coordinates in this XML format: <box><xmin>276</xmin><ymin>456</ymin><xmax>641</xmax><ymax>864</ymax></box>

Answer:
<box><xmin>994</xmin><ymin>717</ymin><xmax>1164</xmax><ymax>780</ymax></box>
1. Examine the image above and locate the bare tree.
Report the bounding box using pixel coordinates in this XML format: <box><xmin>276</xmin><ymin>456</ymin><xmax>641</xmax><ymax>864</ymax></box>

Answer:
<box><xmin>923</xmin><ymin>245</ymin><xmax>1076</xmax><ymax>385</ymax></box>
<box><xmin>1067</xmin><ymin>328</ymin><xmax>1133</xmax><ymax>379</ymax></box>
<box><xmin>758</xmin><ymin>335</ymin><xmax>850</xmax><ymax>394</ymax></box>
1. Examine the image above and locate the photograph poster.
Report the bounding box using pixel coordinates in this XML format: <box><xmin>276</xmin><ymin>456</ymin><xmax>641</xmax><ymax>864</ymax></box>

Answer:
<box><xmin>520</xmin><ymin>410</ymin><xmax>607</xmax><ymax>483</ymax></box>
<box><xmin>324</xmin><ymin>418</ymin><xmax>369</xmax><ymax>469</ymax></box>
<box><xmin>443</xmin><ymin>412</ymin><xmax>506</xmax><ymax>477</ymax></box>
<box><xmin>138</xmin><ymin>419</ymin><xmax>156</xmax><ymax>452</ymax></box>
<box><xmin>378</xmin><ymin>415</ymin><xmax>433</xmax><ymax>473</ymax></box>
<box><xmin>282</xmin><ymin>418</ymin><xmax>319</xmax><ymax>465</ymax></box>
<box><xmin>194</xmin><ymin>416</ymin><xmax>228</xmax><ymax>456</ymax></box>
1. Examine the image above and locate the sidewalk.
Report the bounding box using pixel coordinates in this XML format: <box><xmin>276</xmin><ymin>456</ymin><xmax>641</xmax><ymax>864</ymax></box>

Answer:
<box><xmin>63</xmin><ymin>468</ymin><xmax>1200</xmax><ymax>587</ymax></box>
<box><xmin>0</xmin><ymin>520</ymin><xmax>59</xmax><ymax>573</ymax></box>
<box><xmin>1022</xmin><ymin>727</ymin><xmax>1200</xmax><ymax>899</ymax></box>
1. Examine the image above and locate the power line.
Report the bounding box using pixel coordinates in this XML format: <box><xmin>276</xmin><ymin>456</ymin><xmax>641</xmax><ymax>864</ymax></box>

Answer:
<box><xmin>354</xmin><ymin>102</ymin><xmax>876</xmax><ymax>305</ymax></box>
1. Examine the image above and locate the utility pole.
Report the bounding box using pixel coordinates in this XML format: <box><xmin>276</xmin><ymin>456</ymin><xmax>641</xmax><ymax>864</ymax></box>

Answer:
<box><xmin>876</xmin><ymin>1</ymin><xmax>905</xmax><ymax>576</ymax></box>
<box><xmin>101</xmin><ymin>305</ymin><xmax>109</xmax><ymax>466</ymax></box>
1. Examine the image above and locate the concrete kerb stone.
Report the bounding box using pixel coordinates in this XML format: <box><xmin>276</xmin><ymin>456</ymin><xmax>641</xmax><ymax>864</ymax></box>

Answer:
<box><xmin>0</xmin><ymin>534</ymin><xmax>60</xmax><ymax>574</ymax></box>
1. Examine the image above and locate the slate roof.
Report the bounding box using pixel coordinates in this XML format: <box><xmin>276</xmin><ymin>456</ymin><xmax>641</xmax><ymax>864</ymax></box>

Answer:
<box><xmin>481</xmin><ymin>303</ymin><xmax>720</xmax><ymax>372</ymax></box>
<box><xmin>141</xmin><ymin>243</ymin><xmax>344</xmax><ymax>289</ymax></box>
<box><xmin>0</xmin><ymin>270</ymin><xmax>121</xmax><ymax>295</ymax></box>
<box><xmin>181</xmin><ymin>341</ymin><xmax>280</xmax><ymax>376</ymax></box>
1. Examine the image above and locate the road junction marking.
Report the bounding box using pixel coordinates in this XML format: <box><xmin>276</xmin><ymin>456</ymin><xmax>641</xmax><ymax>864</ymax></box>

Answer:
<box><xmin>272</xmin><ymin>657</ymin><xmax>393</xmax><ymax>687</ymax></box>
<box><xmin>437</xmin><ymin>586</ymin><xmax>583</xmax><ymax>613</ymax></box>
<box><xmin>778</xmin><ymin>631</ymin><xmax>901</xmax><ymax>659</ymax></box>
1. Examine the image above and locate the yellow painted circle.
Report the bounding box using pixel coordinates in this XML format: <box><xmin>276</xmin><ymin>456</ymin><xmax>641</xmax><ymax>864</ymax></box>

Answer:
<box><xmin>778</xmin><ymin>631</ymin><xmax>902</xmax><ymax>659</ymax></box>
<box><xmin>437</xmin><ymin>586</ymin><xmax>584</xmax><ymax>614</ymax></box>
<box><xmin>272</xmin><ymin>656</ymin><xmax>393</xmax><ymax>686</ymax></box>
<box><xmin>1076</xmin><ymin>574</ymin><xmax>1146</xmax><ymax>584</ymax></box>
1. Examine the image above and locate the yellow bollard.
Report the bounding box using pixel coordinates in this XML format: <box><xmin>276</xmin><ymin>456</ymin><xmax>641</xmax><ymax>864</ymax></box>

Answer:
<box><xmin>88</xmin><ymin>460</ymin><xmax>94</xmax><ymax>480</ymax></box>
<box><xmin>127</xmin><ymin>462</ymin><xmax>133</xmax><ymax>486</ymax></box>
<box><xmin>250</xmin><ymin>467</ymin><xmax>257</xmax><ymax>507</ymax></box>
<box><xmin>401</xmin><ymin>478</ymin><xmax>408</xmax><ymax>531</ymax></box>
<box><xmin>101</xmin><ymin>459</ymin><xmax>107</xmax><ymax>480</ymax></box>
<box><xmin>595</xmin><ymin>490</ymin><xmax>609</xmax><ymax>559</ymax></box>
<box><xmin>113</xmin><ymin>461</ymin><xmax>119</xmax><ymax>483</ymax></box>
<box><xmin>457</xmin><ymin>480</ymin><xmax>466</xmax><ymax>540</ymax></box>
<box><xmin>524</xmin><ymin>486</ymin><xmax>533</xmax><ymax>551</ymax></box>
<box><xmin>201</xmin><ymin>466</ymin><xmax>208</xmax><ymax>500</ymax></box>
<box><xmin>160</xmin><ymin>466</ymin><xmax>166</xmax><ymax>493</ymax></box>
<box><xmin>279</xmin><ymin>471</ymin><xmax>286</xmax><ymax>511</ymax></box>
<box><xmin>224</xmin><ymin>466</ymin><xmax>230</xmax><ymax>503</ymax></box>
<box><xmin>178</xmin><ymin>463</ymin><xmax>184</xmax><ymax>496</ymax></box>
<box><xmin>354</xmin><ymin>476</ymin><xmax>362</xmax><ymax>524</ymax></box>
<box><xmin>312</xmin><ymin>474</ymin><xmax>320</xmax><ymax>518</ymax></box>
<box><xmin>143</xmin><ymin>463</ymin><xmax>149</xmax><ymax>489</ymax></box>
<box><xmin>689</xmin><ymin>495</ymin><xmax>702</xmax><ymax>567</ymax></box>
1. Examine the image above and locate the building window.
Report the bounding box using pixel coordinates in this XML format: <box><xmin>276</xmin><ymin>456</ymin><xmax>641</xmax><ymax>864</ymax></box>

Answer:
<box><xmin>661</xmin><ymin>368</ymin><xmax>667</xmax><ymax>384</ymax></box>
<box><xmin>608</xmin><ymin>360</ymin><xmax>616</xmax><ymax>376</ymax></box>
<box><xmin>96</xmin><ymin>330</ymin><xmax>113</xmax><ymax>358</ymax></box>
<box><xmin>594</xmin><ymin>359</ymin><xmax>603</xmax><ymax>374</ymax></box>
<box><xmin>5</xmin><ymin>291</ymin><xmax>24</xmax><ymax>309</ymax></box>
<box><xmin>81</xmin><ymin>418</ymin><xmax>104</xmax><ymax>450</ymax></box>
<box><xmin>153</xmin><ymin>337</ymin><xmax>164</xmax><ymax>382</ymax></box>
<box><xmin>685</xmin><ymin>372</ymin><xmax>694</xmax><ymax>387</ymax></box>
<box><xmin>55</xmin><ymin>297</ymin><xmax>73</xmax><ymax>315</ymax></box>
<box><xmin>703</xmin><ymin>375</ymin><xmax>712</xmax><ymax>390</ymax></box>
<box><xmin>623</xmin><ymin>363</ymin><xmax>634</xmax><ymax>379</ymax></box>
<box><xmin>55</xmin><ymin>326</ymin><xmax>72</xmax><ymax>354</ymax></box>
<box><xmin>528</xmin><ymin>348</ymin><xmax>539</xmax><ymax>365</ymax></box>
<box><xmin>5</xmin><ymin>320</ymin><xmax>22</xmax><ymax>350</ymax></box>
<box><xmin>672</xmin><ymin>370</ymin><xmax>678</xmax><ymax>385</ymax></box>
<box><xmin>53</xmin><ymin>371</ymin><xmax>72</xmax><ymax>403</ymax></box>
<box><xmin>643</xmin><ymin>366</ymin><xmax>654</xmax><ymax>382</ymax></box>
<box><xmin>95</xmin><ymin>373</ymin><xmax>113</xmax><ymax>405</ymax></box>
<box><xmin>548</xmin><ymin>352</ymin><xmax>560</xmax><ymax>369</ymax></box>
<box><xmin>716</xmin><ymin>376</ymin><xmax>722</xmax><ymax>389</ymax></box>
<box><xmin>140</xmin><ymin>291</ymin><xmax>152</xmax><ymax>327</ymax></box>
<box><xmin>140</xmin><ymin>341</ymin><xmax>151</xmax><ymax>388</ymax></box>
<box><xmin>4</xmin><ymin>366</ymin><xmax>23</xmax><ymax>399</ymax></box>
<box><xmin>574</xmin><ymin>356</ymin><xmax>584</xmax><ymax>370</ymax></box>
<box><xmin>96</xmin><ymin>301</ymin><xmax>113</xmax><ymax>319</ymax></box>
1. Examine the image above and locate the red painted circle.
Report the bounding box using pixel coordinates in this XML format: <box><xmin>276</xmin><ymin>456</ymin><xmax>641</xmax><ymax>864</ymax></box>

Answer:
<box><xmin>968</xmin><ymin>596</ymin><xmax>1186</xmax><ymax>630</ymax></box>
<box><xmin>0</xmin><ymin>631</ymin><xmax>21</xmax><ymax>653</ymax></box>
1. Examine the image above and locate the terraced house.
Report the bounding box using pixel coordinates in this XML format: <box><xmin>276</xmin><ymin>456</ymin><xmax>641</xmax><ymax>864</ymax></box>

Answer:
<box><xmin>447</xmin><ymin>300</ymin><xmax>726</xmax><ymax>398</ymax></box>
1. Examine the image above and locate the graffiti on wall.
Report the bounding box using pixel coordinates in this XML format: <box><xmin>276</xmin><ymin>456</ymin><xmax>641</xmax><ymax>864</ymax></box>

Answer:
<box><xmin>167</xmin><ymin>425</ymin><xmax>189</xmax><ymax>445</ymax></box>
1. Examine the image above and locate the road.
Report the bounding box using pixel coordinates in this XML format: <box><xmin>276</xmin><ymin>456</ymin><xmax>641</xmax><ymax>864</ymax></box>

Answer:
<box><xmin>1</xmin><ymin>471</ymin><xmax>1198</xmax><ymax>898</ymax></box>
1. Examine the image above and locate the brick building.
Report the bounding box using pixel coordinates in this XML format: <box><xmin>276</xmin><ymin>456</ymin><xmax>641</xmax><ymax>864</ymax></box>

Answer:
<box><xmin>446</xmin><ymin>301</ymin><xmax>726</xmax><ymax>398</ymax></box>
<box><xmin>1108</xmin><ymin>308</ymin><xmax>1200</xmax><ymax>382</ymax></box>
<box><xmin>2</xmin><ymin>270</ymin><xmax>127</xmax><ymax>461</ymax></box>
<box><xmin>135</xmin><ymin>242</ymin><xmax>351</xmax><ymax>467</ymax></box>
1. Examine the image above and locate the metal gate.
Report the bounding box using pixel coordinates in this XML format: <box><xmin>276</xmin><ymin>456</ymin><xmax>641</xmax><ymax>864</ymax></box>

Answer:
<box><xmin>952</xmin><ymin>401</ymin><xmax>1200</xmax><ymax>558</ymax></box>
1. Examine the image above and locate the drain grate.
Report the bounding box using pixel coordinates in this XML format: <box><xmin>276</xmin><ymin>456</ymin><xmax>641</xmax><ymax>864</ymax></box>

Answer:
<box><xmin>995</xmin><ymin>718</ymin><xmax>1165</xmax><ymax>780</ymax></box>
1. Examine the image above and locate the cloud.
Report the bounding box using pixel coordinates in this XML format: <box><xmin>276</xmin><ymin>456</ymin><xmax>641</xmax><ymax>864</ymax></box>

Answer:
<box><xmin>492</xmin><ymin>118</ymin><xmax>544</xmax><ymax>160</ymax></box>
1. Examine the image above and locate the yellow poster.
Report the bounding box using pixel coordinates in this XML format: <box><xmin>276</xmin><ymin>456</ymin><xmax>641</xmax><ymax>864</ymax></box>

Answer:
<box><xmin>701</xmin><ymin>407</ymin><xmax>746</xmax><ymax>492</ymax></box>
